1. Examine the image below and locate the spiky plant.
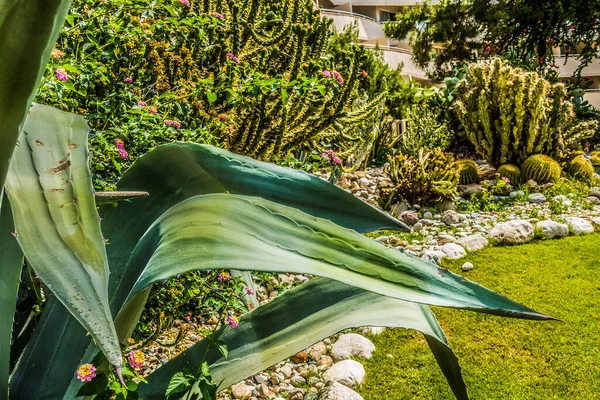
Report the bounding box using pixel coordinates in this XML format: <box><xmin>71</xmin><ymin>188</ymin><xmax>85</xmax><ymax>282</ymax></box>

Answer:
<box><xmin>521</xmin><ymin>154</ymin><xmax>562</xmax><ymax>184</ymax></box>
<box><xmin>456</xmin><ymin>159</ymin><xmax>479</xmax><ymax>185</ymax></box>
<box><xmin>380</xmin><ymin>149</ymin><xmax>459</xmax><ymax>207</ymax></box>
<box><xmin>497</xmin><ymin>164</ymin><xmax>522</xmax><ymax>184</ymax></box>
<box><xmin>566</xmin><ymin>155</ymin><xmax>595</xmax><ymax>181</ymax></box>
<box><xmin>454</xmin><ymin>59</ymin><xmax>598</xmax><ymax>167</ymax></box>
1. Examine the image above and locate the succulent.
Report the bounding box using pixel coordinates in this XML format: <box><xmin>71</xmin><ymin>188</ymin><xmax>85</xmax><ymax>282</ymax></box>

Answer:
<box><xmin>456</xmin><ymin>159</ymin><xmax>479</xmax><ymax>185</ymax></box>
<box><xmin>497</xmin><ymin>164</ymin><xmax>522</xmax><ymax>184</ymax></box>
<box><xmin>589</xmin><ymin>155</ymin><xmax>600</xmax><ymax>174</ymax></box>
<box><xmin>380</xmin><ymin>149</ymin><xmax>459</xmax><ymax>207</ymax></box>
<box><xmin>566</xmin><ymin>155</ymin><xmax>594</xmax><ymax>181</ymax></box>
<box><xmin>521</xmin><ymin>154</ymin><xmax>562</xmax><ymax>184</ymax></box>
<box><xmin>454</xmin><ymin>59</ymin><xmax>598</xmax><ymax>167</ymax></box>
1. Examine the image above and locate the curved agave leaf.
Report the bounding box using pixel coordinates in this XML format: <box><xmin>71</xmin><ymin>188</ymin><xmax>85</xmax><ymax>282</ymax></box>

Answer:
<box><xmin>0</xmin><ymin>195</ymin><xmax>23</xmax><ymax>400</ymax></box>
<box><xmin>137</xmin><ymin>278</ymin><xmax>468</xmax><ymax>400</ymax></box>
<box><xmin>0</xmin><ymin>0</ymin><xmax>72</xmax><ymax>194</ymax></box>
<box><xmin>116</xmin><ymin>143</ymin><xmax>407</xmax><ymax>233</ymax></box>
<box><xmin>126</xmin><ymin>194</ymin><xmax>551</xmax><ymax>318</ymax></box>
<box><xmin>5</xmin><ymin>104</ymin><xmax>121</xmax><ymax>367</ymax></box>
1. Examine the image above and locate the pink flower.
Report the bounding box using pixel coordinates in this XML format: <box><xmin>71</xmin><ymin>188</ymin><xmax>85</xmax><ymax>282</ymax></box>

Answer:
<box><xmin>225</xmin><ymin>53</ymin><xmax>239</xmax><ymax>63</ymax></box>
<box><xmin>245</xmin><ymin>287</ymin><xmax>255</xmax><ymax>295</ymax></box>
<box><xmin>164</xmin><ymin>119</ymin><xmax>181</xmax><ymax>128</ymax></box>
<box><xmin>226</xmin><ymin>316</ymin><xmax>239</xmax><ymax>328</ymax></box>
<box><xmin>219</xmin><ymin>114</ymin><xmax>227</xmax><ymax>120</ymax></box>
<box><xmin>137</xmin><ymin>100</ymin><xmax>147</xmax><ymax>107</ymax></box>
<box><xmin>322</xmin><ymin>150</ymin><xmax>341</xmax><ymax>165</ymax></box>
<box><xmin>124</xmin><ymin>77</ymin><xmax>133</xmax><ymax>83</ymax></box>
<box><xmin>127</xmin><ymin>350</ymin><xmax>145</xmax><ymax>369</ymax></box>
<box><xmin>180</xmin><ymin>0</ymin><xmax>190</xmax><ymax>6</ymax></box>
<box><xmin>55</xmin><ymin>68</ymin><xmax>68</xmax><ymax>82</ymax></box>
<box><xmin>217</xmin><ymin>271</ymin><xmax>231</xmax><ymax>283</ymax></box>
<box><xmin>51</xmin><ymin>49</ymin><xmax>65</xmax><ymax>59</ymax></box>
<box><xmin>114</xmin><ymin>139</ymin><xmax>125</xmax><ymax>149</ymax></box>
<box><xmin>331</xmin><ymin>71</ymin><xmax>343</xmax><ymax>84</ymax></box>
<box><xmin>115</xmin><ymin>139</ymin><xmax>129</xmax><ymax>159</ymax></box>
<box><xmin>76</xmin><ymin>364</ymin><xmax>96</xmax><ymax>382</ymax></box>
<box><xmin>362</xmin><ymin>70</ymin><xmax>368</xmax><ymax>77</ymax></box>
<box><xmin>210</xmin><ymin>11</ymin><xmax>224</xmax><ymax>20</ymax></box>
<box><xmin>321</xmin><ymin>70</ymin><xmax>331</xmax><ymax>78</ymax></box>
<box><xmin>148</xmin><ymin>106</ymin><xmax>157</xmax><ymax>114</ymax></box>
<box><xmin>501</xmin><ymin>177</ymin><xmax>510</xmax><ymax>183</ymax></box>
<box><xmin>118</xmin><ymin>149</ymin><xmax>129</xmax><ymax>159</ymax></box>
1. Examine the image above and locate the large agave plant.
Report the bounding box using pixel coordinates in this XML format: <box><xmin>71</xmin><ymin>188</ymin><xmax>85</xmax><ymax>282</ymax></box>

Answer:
<box><xmin>0</xmin><ymin>2</ymin><xmax>553</xmax><ymax>400</ymax></box>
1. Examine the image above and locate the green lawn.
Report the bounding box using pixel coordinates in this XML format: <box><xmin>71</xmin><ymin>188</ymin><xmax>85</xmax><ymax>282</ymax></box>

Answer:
<box><xmin>358</xmin><ymin>234</ymin><xmax>600</xmax><ymax>400</ymax></box>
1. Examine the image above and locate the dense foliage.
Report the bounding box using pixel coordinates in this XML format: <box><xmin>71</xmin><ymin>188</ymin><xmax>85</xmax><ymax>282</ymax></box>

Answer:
<box><xmin>384</xmin><ymin>0</ymin><xmax>600</xmax><ymax>79</ymax></box>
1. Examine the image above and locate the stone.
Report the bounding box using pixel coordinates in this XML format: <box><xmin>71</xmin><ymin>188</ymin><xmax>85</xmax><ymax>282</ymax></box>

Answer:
<box><xmin>320</xmin><ymin>382</ymin><xmax>364</xmax><ymax>400</ymax></box>
<box><xmin>389</xmin><ymin>202</ymin><xmax>409</xmax><ymax>217</ymax></box>
<box><xmin>317</xmin><ymin>355</ymin><xmax>334</xmax><ymax>367</ymax></box>
<box><xmin>441</xmin><ymin>243</ymin><xmax>467</xmax><ymax>259</ymax></box>
<box><xmin>421</xmin><ymin>250</ymin><xmax>446</xmax><ymax>265</ymax></box>
<box><xmin>330</xmin><ymin>333</ymin><xmax>375</xmax><ymax>362</ymax></box>
<box><xmin>270</xmin><ymin>372</ymin><xmax>284</xmax><ymax>385</ymax></box>
<box><xmin>565</xmin><ymin>217</ymin><xmax>594</xmax><ymax>235</ymax></box>
<box><xmin>441</xmin><ymin>210</ymin><xmax>460</xmax><ymax>225</ymax></box>
<box><xmin>258</xmin><ymin>383</ymin><xmax>275</xmax><ymax>398</ymax></box>
<box><xmin>279</xmin><ymin>365</ymin><xmax>293</xmax><ymax>378</ymax></box>
<box><xmin>290</xmin><ymin>375</ymin><xmax>307</xmax><ymax>387</ymax></box>
<box><xmin>461</xmin><ymin>262</ymin><xmax>474</xmax><ymax>272</ymax></box>
<box><xmin>528</xmin><ymin>193</ymin><xmax>547</xmax><ymax>203</ymax></box>
<box><xmin>552</xmin><ymin>194</ymin><xmax>568</xmax><ymax>203</ymax></box>
<box><xmin>291</xmin><ymin>351</ymin><xmax>308</xmax><ymax>364</ymax></box>
<box><xmin>535</xmin><ymin>220</ymin><xmax>569</xmax><ymax>239</ymax></box>
<box><xmin>589</xmin><ymin>189</ymin><xmax>600</xmax><ymax>199</ymax></box>
<box><xmin>374</xmin><ymin>235</ymin><xmax>389</xmax><ymax>243</ymax></box>
<box><xmin>458</xmin><ymin>183</ymin><xmax>484</xmax><ymax>199</ymax></box>
<box><xmin>423</xmin><ymin>211</ymin><xmax>433</xmax><ymax>220</ymax></box>
<box><xmin>399</xmin><ymin>210</ymin><xmax>419</xmax><ymax>226</ymax></box>
<box><xmin>322</xmin><ymin>360</ymin><xmax>365</xmax><ymax>387</ymax></box>
<box><xmin>585</xmin><ymin>196</ymin><xmax>600</xmax><ymax>205</ymax></box>
<box><xmin>456</xmin><ymin>234</ymin><xmax>489</xmax><ymax>252</ymax></box>
<box><xmin>489</xmin><ymin>220</ymin><xmax>534</xmax><ymax>244</ymax></box>
<box><xmin>525</xmin><ymin>179</ymin><xmax>539</xmax><ymax>191</ymax></box>
<box><xmin>435</xmin><ymin>199</ymin><xmax>457</xmax><ymax>212</ymax></box>
<box><xmin>308</xmin><ymin>342</ymin><xmax>327</xmax><ymax>360</ymax></box>
<box><xmin>232</xmin><ymin>382</ymin><xmax>254</xmax><ymax>400</ymax></box>
<box><xmin>412</xmin><ymin>222</ymin><xmax>423</xmax><ymax>233</ymax></box>
<box><xmin>254</xmin><ymin>375</ymin><xmax>269</xmax><ymax>385</ymax></box>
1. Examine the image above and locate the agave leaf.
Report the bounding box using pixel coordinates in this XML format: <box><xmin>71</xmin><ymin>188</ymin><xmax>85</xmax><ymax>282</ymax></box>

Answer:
<box><xmin>125</xmin><ymin>194</ymin><xmax>550</xmax><ymax>319</ymax></box>
<box><xmin>5</xmin><ymin>104</ymin><xmax>121</xmax><ymax>367</ymax></box>
<box><xmin>0</xmin><ymin>0</ymin><xmax>72</xmax><ymax>195</ymax></box>
<box><xmin>116</xmin><ymin>143</ymin><xmax>407</xmax><ymax>233</ymax></box>
<box><xmin>0</xmin><ymin>195</ymin><xmax>24</xmax><ymax>400</ymax></box>
<box><xmin>137</xmin><ymin>278</ymin><xmax>468</xmax><ymax>400</ymax></box>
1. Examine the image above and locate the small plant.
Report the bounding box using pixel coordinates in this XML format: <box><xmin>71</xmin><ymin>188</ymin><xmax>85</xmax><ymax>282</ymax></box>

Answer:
<box><xmin>380</xmin><ymin>149</ymin><xmax>459</xmax><ymax>207</ymax></box>
<box><xmin>498</xmin><ymin>164</ymin><xmax>522</xmax><ymax>184</ymax></box>
<box><xmin>566</xmin><ymin>155</ymin><xmax>594</xmax><ymax>181</ymax></box>
<box><xmin>456</xmin><ymin>159</ymin><xmax>479</xmax><ymax>184</ymax></box>
<box><xmin>396</xmin><ymin>106</ymin><xmax>451</xmax><ymax>157</ymax></box>
<box><xmin>521</xmin><ymin>154</ymin><xmax>562</xmax><ymax>184</ymax></box>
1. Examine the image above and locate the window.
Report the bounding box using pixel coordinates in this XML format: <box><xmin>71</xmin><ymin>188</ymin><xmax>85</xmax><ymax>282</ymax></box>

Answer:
<box><xmin>379</xmin><ymin>10</ymin><xmax>396</xmax><ymax>23</ymax></box>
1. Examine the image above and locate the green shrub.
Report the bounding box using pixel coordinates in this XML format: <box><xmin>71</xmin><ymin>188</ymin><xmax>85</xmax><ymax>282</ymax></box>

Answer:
<box><xmin>497</xmin><ymin>164</ymin><xmax>522</xmax><ymax>184</ymax></box>
<box><xmin>456</xmin><ymin>159</ymin><xmax>479</xmax><ymax>185</ymax></box>
<box><xmin>380</xmin><ymin>149</ymin><xmax>459</xmax><ymax>207</ymax></box>
<box><xmin>566</xmin><ymin>155</ymin><xmax>594</xmax><ymax>181</ymax></box>
<box><xmin>396</xmin><ymin>106</ymin><xmax>451</xmax><ymax>157</ymax></box>
<box><xmin>454</xmin><ymin>59</ymin><xmax>598</xmax><ymax>167</ymax></box>
<box><xmin>521</xmin><ymin>154</ymin><xmax>562</xmax><ymax>183</ymax></box>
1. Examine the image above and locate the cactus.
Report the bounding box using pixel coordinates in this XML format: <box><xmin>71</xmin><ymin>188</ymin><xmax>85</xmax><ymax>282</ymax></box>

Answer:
<box><xmin>454</xmin><ymin>59</ymin><xmax>598</xmax><ymax>167</ymax></box>
<box><xmin>566</xmin><ymin>155</ymin><xmax>594</xmax><ymax>181</ymax></box>
<box><xmin>380</xmin><ymin>149</ymin><xmax>459</xmax><ymax>207</ymax></box>
<box><xmin>456</xmin><ymin>159</ymin><xmax>479</xmax><ymax>185</ymax></box>
<box><xmin>521</xmin><ymin>155</ymin><xmax>562</xmax><ymax>184</ymax></box>
<box><xmin>497</xmin><ymin>164</ymin><xmax>522</xmax><ymax>184</ymax></box>
<box><xmin>589</xmin><ymin>155</ymin><xmax>600</xmax><ymax>174</ymax></box>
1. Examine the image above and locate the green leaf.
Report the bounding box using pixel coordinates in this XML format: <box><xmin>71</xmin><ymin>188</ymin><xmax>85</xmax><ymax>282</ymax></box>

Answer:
<box><xmin>0</xmin><ymin>195</ymin><xmax>23</xmax><ymax>400</ymax></box>
<box><xmin>0</xmin><ymin>0</ymin><xmax>72</xmax><ymax>201</ymax></box>
<box><xmin>118</xmin><ymin>143</ymin><xmax>407</xmax><ymax>233</ymax></box>
<box><xmin>5</xmin><ymin>104</ymin><xmax>121</xmax><ymax>367</ymax></box>
<box><xmin>281</xmin><ymin>88</ymin><xmax>289</xmax><ymax>105</ymax></box>
<box><xmin>206</xmin><ymin>91</ymin><xmax>217</xmax><ymax>104</ymax></box>
<box><xmin>165</xmin><ymin>372</ymin><xmax>191</xmax><ymax>397</ymax></box>
<box><xmin>125</xmin><ymin>194</ymin><xmax>551</xmax><ymax>319</ymax></box>
<box><xmin>137</xmin><ymin>279</ymin><xmax>468</xmax><ymax>399</ymax></box>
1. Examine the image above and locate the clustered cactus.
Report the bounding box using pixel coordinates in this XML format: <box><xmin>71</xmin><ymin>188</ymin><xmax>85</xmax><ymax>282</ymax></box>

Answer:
<box><xmin>456</xmin><ymin>159</ymin><xmax>479</xmax><ymax>185</ymax></box>
<box><xmin>497</xmin><ymin>164</ymin><xmax>522</xmax><ymax>184</ymax></box>
<box><xmin>379</xmin><ymin>149</ymin><xmax>459</xmax><ymax>207</ymax></box>
<box><xmin>521</xmin><ymin>154</ymin><xmax>562</xmax><ymax>184</ymax></box>
<box><xmin>454</xmin><ymin>59</ymin><xmax>598</xmax><ymax>167</ymax></box>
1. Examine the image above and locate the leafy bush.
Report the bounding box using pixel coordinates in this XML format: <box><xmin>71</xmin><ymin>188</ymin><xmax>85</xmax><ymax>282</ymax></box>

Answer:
<box><xmin>380</xmin><ymin>149</ymin><xmax>459</xmax><ymax>207</ymax></box>
<box><xmin>454</xmin><ymin>59</ymin><xmax>598</xmax><ymax>167</ymax></box>
<box><xmin>397</xmin><ymin>106</ymin><xmax>451</xmax><ymax>157</ymax></box>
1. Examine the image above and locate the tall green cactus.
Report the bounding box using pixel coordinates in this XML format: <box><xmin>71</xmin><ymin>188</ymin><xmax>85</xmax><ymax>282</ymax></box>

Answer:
<box><xmin>454</xmin><ymin>59</ymin><xmax>598</xmax><ymax>167</ymax></box>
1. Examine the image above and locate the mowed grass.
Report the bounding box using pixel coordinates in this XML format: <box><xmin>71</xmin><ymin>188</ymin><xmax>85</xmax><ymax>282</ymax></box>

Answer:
<box><xmin>358</xmin><ymin>234</ymin><xmax>600</xmax><ymax>400</ymax></box>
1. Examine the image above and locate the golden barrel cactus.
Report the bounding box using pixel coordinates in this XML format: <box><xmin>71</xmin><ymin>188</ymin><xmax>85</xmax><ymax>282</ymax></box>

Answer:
<box><xmin>521</xmin><ymin>155</ymin><xmax>561</xmax><ymax>184</ymax></box>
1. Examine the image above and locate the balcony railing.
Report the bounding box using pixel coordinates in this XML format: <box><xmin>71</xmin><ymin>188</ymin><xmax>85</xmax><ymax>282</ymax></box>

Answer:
<box><xmin>320</xmin><ymin>8</ymin><xmax>381</xmax><ymax>24</ymax></box>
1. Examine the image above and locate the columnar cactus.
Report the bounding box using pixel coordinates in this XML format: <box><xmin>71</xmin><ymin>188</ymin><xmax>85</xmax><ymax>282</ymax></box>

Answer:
<box><xmin>456</xmin><ymin>159</ymin><xmax>479</xmax><ymax>185</ymax></box>
<box><xmin>521</xmin><ymin>154</ymin><xmax>562</xmax><ymax>184</ymax></box>
<box><xmin>497</xmin><ymin>164</ymin><xmax>522</xmax><ymax>184</ymax></box>
<box><xmin>454</xmin><ymin>59</ymin><xmax>598</xmax><ymax>167</ymax></box>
